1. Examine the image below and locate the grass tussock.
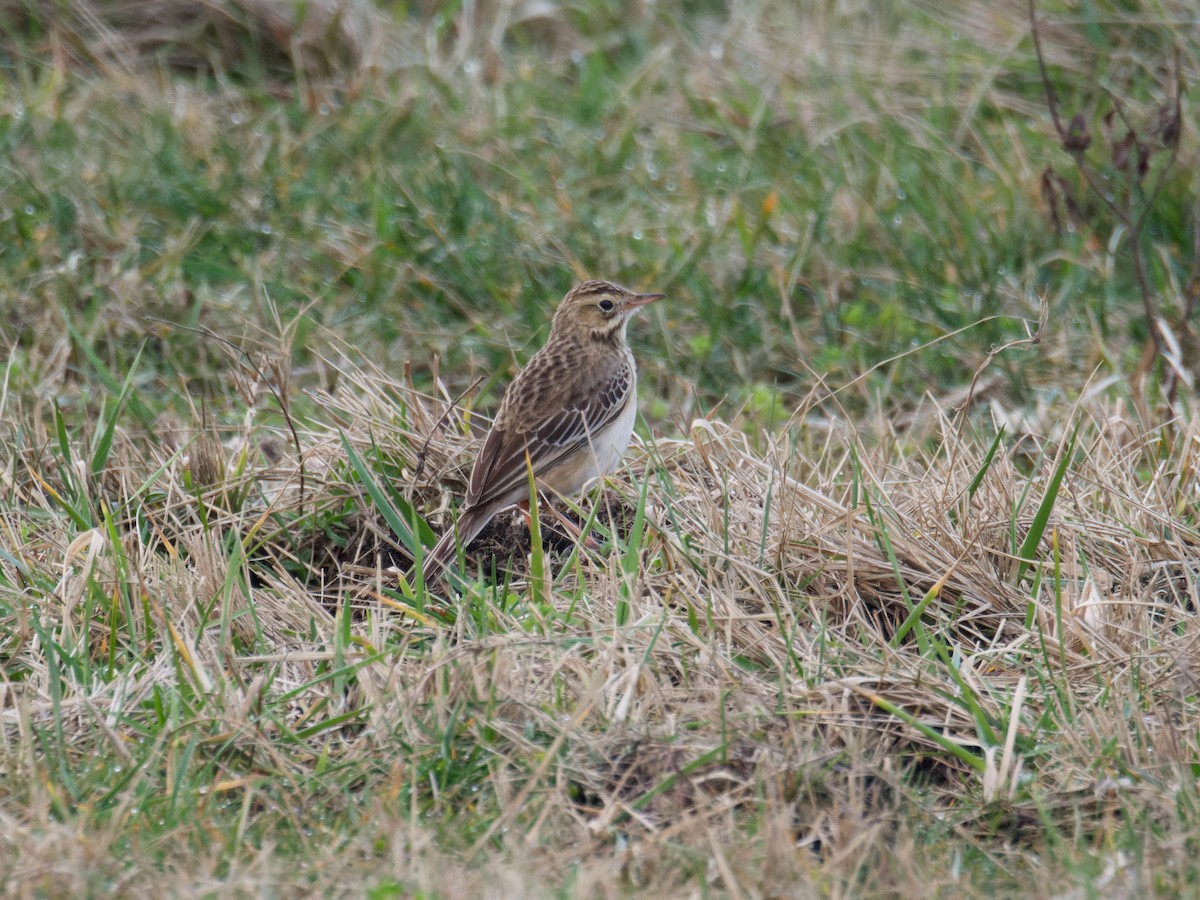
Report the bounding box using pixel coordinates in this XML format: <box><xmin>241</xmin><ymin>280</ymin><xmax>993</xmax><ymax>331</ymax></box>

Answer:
<box><xmin>5</xmin><ymin>345</ymin><xmax>1200</xmax><ymax>894</ymax></box>
<box><xmin>3</xmin><ymin>0</ymin><xmax>1200</xmax><ymax>895</ymax></box>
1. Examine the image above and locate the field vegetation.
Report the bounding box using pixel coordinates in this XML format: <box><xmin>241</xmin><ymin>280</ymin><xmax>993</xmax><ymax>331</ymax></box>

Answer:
<box><xmin>2</xmin><ymin>0</ymin><xmax>1199</xmax><ymax>895</ymax></box>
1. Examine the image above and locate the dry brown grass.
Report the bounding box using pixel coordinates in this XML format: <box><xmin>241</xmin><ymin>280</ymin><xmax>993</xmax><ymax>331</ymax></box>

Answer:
<box><xmin>0</xmin><ymin>0</ymin><xmax>385</xmax><ymax>77</ymax></box>
<box><xmin>3</xmin><ymin>0</ymin><xmax>1200</xmax><ymax>894</ymax></box>
<box><xmin>5</xmin><ymin>334</ymin><xmax>1199</xmax><ymax>893</ymax></box>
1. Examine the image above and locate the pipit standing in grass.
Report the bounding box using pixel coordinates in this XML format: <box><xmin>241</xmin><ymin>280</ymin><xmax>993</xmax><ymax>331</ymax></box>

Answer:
<box><xmin>420</xmin><ymin>279</ymin><xmax>664</xmax><ymax>583</ymax></box>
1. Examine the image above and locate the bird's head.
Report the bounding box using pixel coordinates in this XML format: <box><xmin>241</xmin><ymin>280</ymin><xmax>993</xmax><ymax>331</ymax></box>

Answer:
<box><xmin>549</xmin><ymin>280</ymin><xmax>664</xmax><ymax>343</ymax></box>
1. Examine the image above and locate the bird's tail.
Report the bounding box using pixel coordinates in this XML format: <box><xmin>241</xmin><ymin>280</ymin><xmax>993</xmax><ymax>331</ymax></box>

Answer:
<box><xmin>413</xmin><ymin>509</ymin><xmax>488</xmax><ymax>587</ymax></box>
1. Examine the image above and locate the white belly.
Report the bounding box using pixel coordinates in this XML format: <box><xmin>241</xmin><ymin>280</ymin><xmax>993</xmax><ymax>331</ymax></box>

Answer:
<box><xmin>592</xmin><ymin>386</ymin><xmax>638</xmax><ymax>476</ymax></box>
<box><xmin>541</xmin><ymin>378</ymin><xmax>638</xmax><ymax>497</ymax></box>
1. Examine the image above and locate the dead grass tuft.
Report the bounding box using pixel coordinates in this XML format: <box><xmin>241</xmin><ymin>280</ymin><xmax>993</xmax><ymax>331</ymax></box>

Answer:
<box><xmin>5</xmin><ymin>327</ymin><xmax>1200</xmax><ymax>892</ymax></box>
<box><xmin>39</xmin><ymin>342</ymin><xmax>1200</xmax><ymax>880</ymax></box>
<box><xmin>0</xmin><ymin>0</ymin><xmax>387</xmax><ymax>77</ymax></box>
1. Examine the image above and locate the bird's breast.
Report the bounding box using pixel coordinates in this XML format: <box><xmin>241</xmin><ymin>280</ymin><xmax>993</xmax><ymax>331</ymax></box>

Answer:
<box><xmin>539</xmin><ymin>371</ymin><xmax>638</xmax><ymax>497</ymax></box>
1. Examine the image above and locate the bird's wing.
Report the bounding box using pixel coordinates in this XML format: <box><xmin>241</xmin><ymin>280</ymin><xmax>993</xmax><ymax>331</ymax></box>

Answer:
<box><xmin>464</xmin><ymin>362</ymin><xmax>633</xmax><ymax>510</ymax></box>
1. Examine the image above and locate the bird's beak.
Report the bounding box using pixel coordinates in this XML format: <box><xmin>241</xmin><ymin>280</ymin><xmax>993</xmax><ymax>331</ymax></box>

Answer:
<box><xmin>626</xmin><ymin>291</ymin><xmax>665</xmax><ymax>310</ymax></box>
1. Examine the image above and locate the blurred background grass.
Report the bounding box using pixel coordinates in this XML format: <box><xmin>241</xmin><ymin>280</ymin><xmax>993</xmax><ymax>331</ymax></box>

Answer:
<box><xmin>2</xmin><ymin>1</ymin><xmax>1199</xmax><ymax>894</ymax></box>
<box><xmin>4</xmin><ymin>0</ymin><xmax>1192</xmax><ymax>444</ymax></box>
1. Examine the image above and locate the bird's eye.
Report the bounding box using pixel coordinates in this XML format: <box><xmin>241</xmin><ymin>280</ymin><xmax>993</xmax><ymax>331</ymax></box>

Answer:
<box><xmin>598</xmin><ymin>298</ymin><xmax>615</xmax><ymax>312</ymax></box>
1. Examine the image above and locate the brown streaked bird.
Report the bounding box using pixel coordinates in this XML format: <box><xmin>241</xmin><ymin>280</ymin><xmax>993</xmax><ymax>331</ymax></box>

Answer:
<box><xmin>420</xmin><ymin>279</ymin><xmax>664</xmax><ymax>583</ymax></box>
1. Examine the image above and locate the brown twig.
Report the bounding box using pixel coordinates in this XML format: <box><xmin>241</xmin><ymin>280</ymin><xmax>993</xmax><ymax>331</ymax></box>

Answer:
<box><xmin>411</xmin><ymin>376</ymin><xmax>486</xmax><ymax>486</ymax></box>
<box><xmin>1028</xmin><ymin>0</ymin><xmax>1187</xmax><ymax>402</ymax></box>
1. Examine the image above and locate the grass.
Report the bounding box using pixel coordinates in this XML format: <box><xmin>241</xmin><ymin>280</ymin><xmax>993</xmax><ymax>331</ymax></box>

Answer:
<box><xmin>2</xmin><ymin>0</ymin><xmax>1200</xmax><ymax>895</ymax></box>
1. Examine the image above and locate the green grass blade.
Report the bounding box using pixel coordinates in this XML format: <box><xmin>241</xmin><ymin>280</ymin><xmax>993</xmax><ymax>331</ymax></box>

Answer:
<box><xmin>966</xmin><ymin>424</ymin><xmax>1005</xmax><ymax>501</ymax></box>
<box><xmin>526</xmin><ymin>449</ymin><xmax>545</xmax><ymax>608</ymax></box>
<box><xmin>856</xmin><ymin>685</ymin><xmax>987</xmax><ymax>774</ymax></box>
<box><xmin>1014</xmin><ymin>420</ymin><xmax>1080</xmax><ymax>586</ymax></box>
<box><xmin>90</xmin><ymin>342</ymin><xmax>145</xmax><ymax>478</ymax></box>
<box><xmin>340</xmin><ymin>431</ymin><xmax>422</xmax><ymax>555</ymax></box>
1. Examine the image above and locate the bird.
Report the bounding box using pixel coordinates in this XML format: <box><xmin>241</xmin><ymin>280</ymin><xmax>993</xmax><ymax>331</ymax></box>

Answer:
<box><xmin>418</xmin><ymin>279</ymin><xmax>664</xmax><ymax>584</ymax></box>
